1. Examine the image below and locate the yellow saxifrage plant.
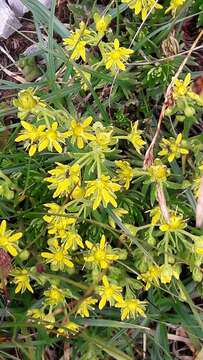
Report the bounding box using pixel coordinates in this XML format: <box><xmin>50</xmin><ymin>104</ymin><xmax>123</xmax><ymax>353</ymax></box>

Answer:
<box><xmin>7</xmin><ymin>2</ymin><xmax>203</xmax><ymax>348</ymax></box>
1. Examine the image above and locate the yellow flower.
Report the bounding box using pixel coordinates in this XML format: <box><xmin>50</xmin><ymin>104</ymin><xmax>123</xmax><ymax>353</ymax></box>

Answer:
<box><xmin>66</xmin><ymin>116</ymin><xmax>95</xmax><ymax>149</ymax></box>
<box><xmin>27</xmin><ymin>308</ymin><xmax>44</xmax><ymax>321</ymax></box>
<box><xmin>98</xmin><ymin>275</ymin><xmax>123</xmax><ymax>309</ymax></box>
<box><xmin>127</xmin><ymin>121</ymin><xmax>146</xmax><ymax>153</ymax></box>
<box><xmin>13</xmin><ymin>88</ymin><xmax>46</xmax><ymax>120</ymax></box>
<box><xmin>63</xmin><ymin>231</ymin><xmax>84</xmax><ymax>250</ymax></box>
<box><xmin>108</xmin><ymin>207</ymin><xmax>128</xmax><ymax>228</ymax></box>
<box><xmin>122</xmin><ymin>0</ymin><xmax>162</xmax><ymax>20</ymax></box>
<box><xmin>160</xmin><ymin>264</ymin><xmax>181</xmax><ymax>284</ymax></box>
<box><xmin>193</xmin><ymin>237</ymin><xmax>203</xmax><ymax>255</ymax></box>
<box><xmin>38</xmin><ymin>122</ymin><xmax>68</xmax><ymax>153</ymax></box>
<box><xmin>159</xmin><ymin>264</ymin><xmax>173</xmax><ymax>284</ymax></box>
<box><xmin>15</xmin><ymin>121</ymin><xmax>46</xmax><ymax>156</ymax></box>
<box><xmin>173</xmin><ymin>73</ymin><xmax>191</xmax><ymax>98</ymax></box>
<box><xmin>172</xmin><ymin>73</ymin><xmax>201</xmax><ymax>103</ymax></box>
<box><xmin>165</xmin><ymin>0</ymin><xmax>186</xmax><ymax>15</ymax></box>
<box><xmin>149</xmin><ymin>206</ymin><xmax>162</xmax><ymax>225</ymax></box>
<box><xmin>63</xmin><ymin>21</ymin><xmax>90</xmax><ymax>62</ymax></box>
<box><xmin>115</xmin><ymin>160</ymin><xmax>134</xmax><ymax>189</ymax></box>
<box><xmin>91</xmin><ymin>123</ymin><xmax>114</xmax><ymax>151</ymax></box>
<box><xmin>147</xmin><ymin>159</ymin><xmax>170</xmax><ymax>183</ymax></box>
<box><xmin>45</xmin><ymin>162</ymin><xmax>80</xmax><ymax>198</ymax></box>
<box><xmin>85</xmin><ymin>175</ymin><xmax>121</xmax><ymax>210</ymax></box>
<box><xmin>158</xmin><ymin>133</ymin><xmax>188</xmax><ymax>163</ymax></box>
<box><xmin>160</xmin><ymin>213</ymin><xmax>186</xmax><ymax>232</ymax></box>
<box><xmin>103</xmin><ymin>38</ymin><xmax>133</xmax><ymax>73</ymax></box>
<box><xmin>12</xmin><ymin>268</ymin><xmax>33</xmax><ymax>294</ymax></box>
<box><xmin>94</xmin><ymin>13</ymin><xmax>111</xmax><ymax>36</ymax></box>
<box><xmin>57</xmin><ymin>321</ymin><xmax>80</xmax><ymax>336</ymax></box>
<box><xmin>76</xmin><ymin>296</ymin><xmax>98</xmax><ymax>317</ymax></box>
<box><xmin>41</xmin><ymin>239</ymin><xmax>74</xmax><ymax>271</ymax></box>
<box><xmin>84</xmin><ymin>235</ymin><xmax>119</xmax><ymax>269</ymax></box>
<box><xmin>43</xmin><ymin>203</ymin><xmax>76</xmax><ymax>238</ymax></box>
<box><xmin>43</xmin><ymin>285</ymin><xmax>65</xmax><ymax>306</ymax></box>
<box><xmin>115</xmin><ymin>298</ymin><xmax>146</xmax><ymax>320</ymax></box>
<box><xmin>94</xmin><ymin>131</ymin><xmax>114</xmax><ymax>150</ymax></box>
<box><xmin>0</xmin><ymin>220</ymin><xmax>22</xmax><ymax>257</ymax></box>
<box><xmin>138</xmin><ymin>265</ymin><xmax>160</xmax><ymax>290</ymax></box>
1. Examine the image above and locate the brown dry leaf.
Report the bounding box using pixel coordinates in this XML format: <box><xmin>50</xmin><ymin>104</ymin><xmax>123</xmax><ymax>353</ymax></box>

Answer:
<box><xmin>196</xmin><ymin>176</ymin><xmax>203</xmax><ymax>227</ymax></box>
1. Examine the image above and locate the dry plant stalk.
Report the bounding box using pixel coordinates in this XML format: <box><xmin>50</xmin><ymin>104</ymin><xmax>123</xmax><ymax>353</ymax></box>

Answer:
<box><xmin>157</xmin><ymin>184</ymin><xmax>170</xmax><ymax>223</ymax></box>
<box><xmin>196</xmin><ymin>176</ymin><xmax>203</xmax><ymax>227</ymax></box>
<box><xmin>143</xmin><ymin>29</ymin><xmax>203</xmax><ymax>169</ymax></box>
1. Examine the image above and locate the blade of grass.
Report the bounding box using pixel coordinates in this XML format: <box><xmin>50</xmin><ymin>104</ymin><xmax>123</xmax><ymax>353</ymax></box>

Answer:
<box><xmin>82</xmin><ymin>334</ymin><xmax>133</xmax><ymax>360</ymax></box>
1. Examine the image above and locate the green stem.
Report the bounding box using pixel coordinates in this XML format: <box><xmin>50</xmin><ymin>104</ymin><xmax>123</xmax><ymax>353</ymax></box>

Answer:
<box><xmin>96</xmin><ymin>154</ymin><xmax>102</xmax><ymax>178</ymax></box>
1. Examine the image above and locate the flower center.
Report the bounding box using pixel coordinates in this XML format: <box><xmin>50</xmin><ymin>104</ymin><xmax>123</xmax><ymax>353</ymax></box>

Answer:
<box><xmin>55</xmin><ymin>251</ymin><xmax>64</xmax><ymax>262</ymax></box>
<box><xmin>94</xmin><ymin>248</ymin><xmax>106</xmax><ymax>261</ymax></box>
<box><xmin>21</xmin><ymin>95</ymin><xmax>37</xmax><ymax>110</ymax></box>
<box><xmin>110</xmin><ymin>50</ymin><xmax>120</xmax><ymax>60</ymax></box>
<box><xmin>73</xmin><ymin>124</ymin><xmax>83</xmax><ymax>136</ymax></box>
<box><xmin>105</xmin><ymin>286</ymin><xmax>114</xmax><ymax>297</ymax></box>
<box><xmin>47</xmin><ymin>129</ymin><xmax>57</xmax><ymax>141</ymax></box>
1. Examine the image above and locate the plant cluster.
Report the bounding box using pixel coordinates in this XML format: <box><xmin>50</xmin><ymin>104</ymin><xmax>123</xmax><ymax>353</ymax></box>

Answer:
<box><xmin>1</xmin><ymin>0</ymin><xmax>203</xmax><ymax>358</ymax></box>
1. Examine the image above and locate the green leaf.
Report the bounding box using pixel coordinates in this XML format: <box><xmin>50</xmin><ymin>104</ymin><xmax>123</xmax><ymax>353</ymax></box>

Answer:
<box><xmin>83</xmin><ymin>334</ymin><xmax>133</xmax><ymax>360</ymax></box>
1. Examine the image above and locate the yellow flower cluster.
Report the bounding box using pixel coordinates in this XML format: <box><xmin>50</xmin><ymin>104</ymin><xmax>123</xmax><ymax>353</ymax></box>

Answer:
<box><xmin>165</xmin><ymin>0</ymin><xmax>186</xmax><ymax>15</ymax></box>
<box><xmin>45</xmin><ymin>162</ymin><xmax>81</xmax><ymax>198</ymax></box>
<box><xmin>149</xmin><ymin>206</ymin><xmax>186</xmax><ymax>232</ymax></box>
<box><xmin>122</xmin><ymin>0</ymin><xmax>163</xmax><ymax>20</ymax></box>
<box><xmin>63</xmin><ymin>19</ymin><xmax>134</xmax><ymax>74</ymax></box>
<box><xmin>63</xmin><ymin>21</ymin><xmax>91</xmax><ymax>62</ymax></box>
<box><xmin>139</xmin><ymin>263</ymin><xmax>180</xmax><ymax>290</ymax></box>
<box><xmin>8</xmin><ymin>3</ymin><xmax>203</xmax><ymax>341</ymax></box>
<box><xmin>15</xmin><ymin>121</ymin><xmax>68</xmax><ymax>156</ymax></box>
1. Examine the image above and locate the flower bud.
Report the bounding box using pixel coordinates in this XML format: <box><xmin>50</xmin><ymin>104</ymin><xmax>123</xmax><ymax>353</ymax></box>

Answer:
<box><xmin>184</xmin><ymin>106</ymin><xmax>195</xmax><ymax>117</ymax></box>
<box><xmin>147</xmin><ymin>234</ymin><xmax>156</xmax><ymax>246</ymax></box>
<box><xmin>176</xmin><ymin>115</ymin><xmax>185</xmax><ymax>122</ymax></box>
<box><xmin>19</xmin><ymin>250</ymin><xmax>30</xmax><ymax>261</ymax></box>
<box><xmin>19</xmin><ymin>92</ymin><xmax>37</xmax><ymax>110</ymax></box>
<box><xmin>168</xmin><ymin>254</ymin><xmax>175</xmax><ymax>264</ymax></box>
<box><xmin>192</xmin><ymin>268</ymin><xmax>203</xmax><ymax>282</ymax></box>
<box><xmin>160</xmin><ymin>264</ymin><xmax>173</xmax><ymax>284</ymax></box>
<box><xmin>165</xmin><ymin>107</ymin><xmax>173</xmax><ymax>116</ymax></box>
